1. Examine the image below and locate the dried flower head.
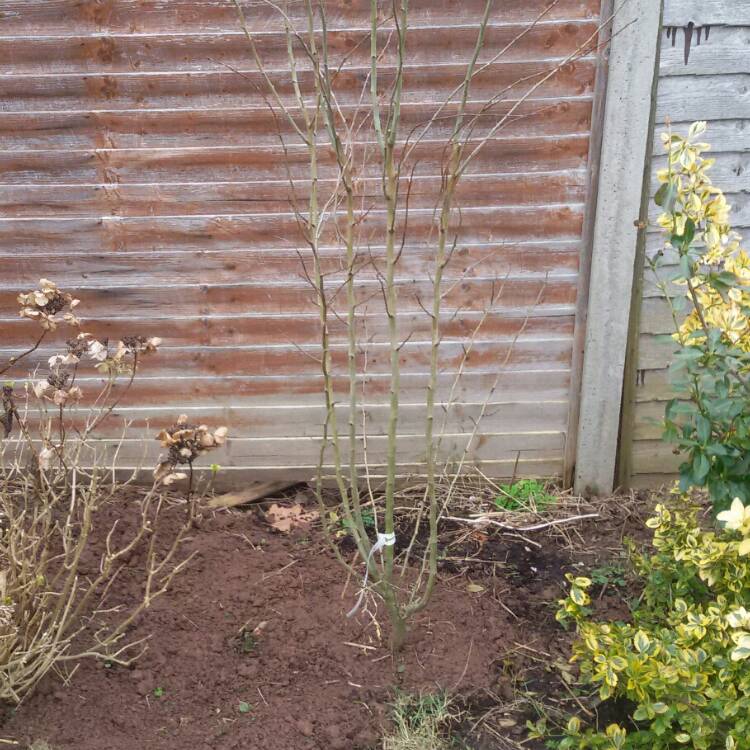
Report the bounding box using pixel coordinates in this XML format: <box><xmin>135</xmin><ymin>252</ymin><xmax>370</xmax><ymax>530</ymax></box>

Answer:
<box><xmin>95</xmin><ymin>335</ymin><xmax>161</xmax><ymax>376</ymax></box>
<box><xmin>118</xmin><ymin>336</ymin><xmax>162</xmax><ymax>356</ymax></box>
<box><xmin>64</xmin><ymin>332</ymin><xmax>97</xmax><ymax>360</ymax></box>
<box><xmin>17</xmin><ymin>279</ymin><xmax>80</xmax><ymax>331</ymax></box>
<box><xmin>154</xmin><ymin>415</ymin><xmax>228</xmax><ymax>485</ymax></box>
<box><xmin>32</xmin><ymin>369</ymin><xmax>83</xmax><ymax>406</ymax></box>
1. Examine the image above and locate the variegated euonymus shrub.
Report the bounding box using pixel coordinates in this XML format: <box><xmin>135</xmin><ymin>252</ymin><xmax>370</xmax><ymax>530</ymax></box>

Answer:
<box><xmin>650</xmin><ymin>122</ymin><xmax>750</xmax><ymax>510</ymax></box>
<box><xmin>540</xmin><ymin>498</ymin><xmax>750</xmax><ymax>749</ymax></box>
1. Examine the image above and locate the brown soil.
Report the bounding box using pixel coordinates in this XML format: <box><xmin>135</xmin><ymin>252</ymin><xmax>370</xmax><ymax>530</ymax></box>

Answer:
<box><xmin>3</xmin><ymin>491</ymin><xmax>653</xmax><ymax>750</ymax></box>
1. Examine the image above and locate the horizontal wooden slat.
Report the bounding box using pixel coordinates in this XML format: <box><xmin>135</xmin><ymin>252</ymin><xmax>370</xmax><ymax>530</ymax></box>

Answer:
<box><xmin>632</xmin><ymin>400</ymin><xmax>680</xmax><ymax>441</ymax></box>
<box><xmin>634</xmin><ymin>333</ymin><xmax>676</xmax><ymax>371</ymax></box>
<box><xmin>17</xmin><ymin>399</ymin><xmax>570</xmax><ymax>439</ymax></box>
<box><xmin>8</xmin><ymin>369</ymin><xmax>572</xmax><ymax>407</ymax></box>
<box><xmin>649</xmin><ymin>156</ymin><xmax>750</xmax><ymax>195</ymax></box>
<box><xmin>0</xmin><ymin>22</ymin><xmax>601</xmax><ymax>75</ymax></box>
<box><xmin>0</xmin><ymin>206</ymin><xmax>585</xmax><ymax>253</ymax></box>
<box><xmin>655</xmin><ymin>74</ymin><xmax>750</xmax><ymax>122</ymax></box>
<box><xmin>0</xmin><ymin>275</ymin><xmax>577</xmax><ymax>317</ymax></box>
<box><xmin>663</xmin><ymin>0</ymin><xmax>750</xmax><ymax>27</ymax></box>
<box><xmin>0</xmin><ymin>460</ymin><xmax>565</xmax><ymax>485</ymax></box>
<box><xmin>0</xmin><ymin>99</ymin><xmax>594</xmax><ymax>150</ymax></box>
<box><xmin>0</xmin><ymin>1</ymin><xmax>602</xmax><ymax>35</ymax></box>
<box><xmin>0</xmin><ymin>310</ymin><xmax>576</xmax><ymax>348</ymax></box>
<box><xmin>638</xmin><ymin>296</ymin><xmax>679</xmax><ymax>336</ymax></box>
<box><xmin>0</xmin><ymin>171</ymin><xmax>588</xmax><ymax>218</ymax></box>
<box><xmin>651</xmin><ymin>119</ymin><xmax>750</xmax><ymax>155</ymax></box>
<box><xmin>0</xmin><ymin>133</ymin><xmax>591</xmax><ymax>185</ymax></box>
<box><xmin>631</xmin><ymin>367</ymin><xmax>675</xmax><ymax>403</ymax></box>
<box><xmin>660</xmin><ymin>26</ymin><xmax>750</xmax><ymax>77</ymax></box>
<box><xmin>4</xmin><ymin>336</ymin><xmax>575</xmax><ymax>378</ymax></box>
<box><xmin>631</xmin><ymin>439</ymin><xmax>681</xmax><ymax>475</ymax></box>
<box><xmin>0</xmin><ymin>58</ymin><xmax>596</xmax><ymax>112</ymax></box>
<box><xmin>647</xmin><ymin>191</ymin><xmax>750</xmax><ymax>227</ymax></box>
<box><xmin>11</xmin><ymin>430</ymin><xmax>565</xmax><ymax>469</ymax></box>
<box><xmin>3</xmin><ymin>240</ymin><xmax>580</xmax><ymax>285</ymax></box>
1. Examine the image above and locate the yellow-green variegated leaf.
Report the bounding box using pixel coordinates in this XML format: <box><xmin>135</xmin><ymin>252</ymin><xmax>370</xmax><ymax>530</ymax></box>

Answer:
<box><xmin>634</xmin><ymin>630</ymin><xmax>651</xmax><ymax>654</ymax></box>
<box><xmin>570</xmin><ymin>587</ymin><xmax>588</xmax><ymax>606</ymax></box>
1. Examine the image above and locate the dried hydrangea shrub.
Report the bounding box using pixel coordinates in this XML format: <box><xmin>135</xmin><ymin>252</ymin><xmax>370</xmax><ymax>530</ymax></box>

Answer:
<box><xmin>0</xmin><ymin>281</ymin><xmax>194</xmax><ymax>704</ymax></box>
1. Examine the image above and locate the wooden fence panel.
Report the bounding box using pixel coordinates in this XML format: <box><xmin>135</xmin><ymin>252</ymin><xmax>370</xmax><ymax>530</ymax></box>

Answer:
<box><xmin>0</xmin><ymin>0</ymin><xmax>605</xmax><ymax>482</ymax></box>
<box><xmin>623</xmin><ymin>0</ymin><xmax>750</xmax><ymax>488</ymax></box>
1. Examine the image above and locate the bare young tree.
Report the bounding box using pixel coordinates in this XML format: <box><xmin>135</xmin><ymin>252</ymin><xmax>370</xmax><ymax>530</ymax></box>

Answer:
<box><xmin>235</xmin><ymin>0</ymin><xmax>612</xmax><ymax>650</ymax></box>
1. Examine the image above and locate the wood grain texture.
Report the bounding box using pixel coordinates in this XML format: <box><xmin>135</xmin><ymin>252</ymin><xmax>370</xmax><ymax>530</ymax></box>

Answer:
<box><xmin>0</xmin><ymin>1</ymin><xmax>603</xmax><ymax>34</ymax></box>
<box><xmin>660</xmin><ymin>26</ymin><xmax>750</xmax><ymax>76</ymax></box>
<box><xmin>10</xmin><ymin>370</ymin><xmax>573</xmax><ymax>408</ymax></box>
<box><xmin>0</xmin><ymin>99</ymin><xmax>594</xmax><ymax>150</ymax></box>
<box><xmin>0</xmin><ymin>59</ymin><xmax>597</xmax><ymax>112</ymax></box>
<box><xmin>0</xmin><ymin>172</ymin><xmax>588</xmax><ymax>218</ymax></box>
<box><xmin>1</xmin><ymin>0</ymin><xmax>605</xmax><ymax>481</ymax></box>
<box><xmin>0</xmin><ymin>134</ymin><xmax>591</xmax><ymax>185</ymax></box>
<box><xmin>655</xmin><ymin>74</ymin><xmax>750</xmax><ymax>122</ymax></box>
<box><xmin>0</xmin><ymin>23</ymin><xmax>601</xmax><ymax>75</ymax></box>
<box><xmin>651</xmin><ymin>119</ymin><xmax>750</xmax><ymax>155</ymax></box>
<box><xmin>663</xmin><ymin>0</ymin><xmax>750</xmax><ymax>27</ymax></box>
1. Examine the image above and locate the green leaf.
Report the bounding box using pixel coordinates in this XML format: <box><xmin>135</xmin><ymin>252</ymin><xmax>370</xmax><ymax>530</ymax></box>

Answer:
<box><xmin>683</xmin><ymin>218</ymin><xmax>696</xmax><ymax>245</ymax></box>
<box><xmin>655</xmin><ymin>180</ymin><xmax>679</xmax><ymax>212</ymax></box>
<box><xmin>679</xmin><ymin>255</ymin><xmax>693</xmax><ymax>279</ymax></box>
<box><xmin>693</xmin><ymin>452</ymin><xmax>710</xmax><ymax>482</ymax></box>
<box><xmin>654</xmin><ymin>181</ymin><xmax>669</xmax><ymax>207</ymax></box>
<box><xmin>696</xmin><ymin>414</ymin><xmax>711</xmax><ymax>444</ymax></box>
<box><xmin>238</xmin><ymin>701</ymin><xmax>252</xmax><ymax>714</ymax></box>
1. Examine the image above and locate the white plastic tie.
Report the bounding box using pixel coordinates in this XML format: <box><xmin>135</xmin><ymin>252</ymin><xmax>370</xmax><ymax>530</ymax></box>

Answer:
<box><xmin>346</xmin><ymin>531</ymin><xmax>396</xmax><ymax>618</ymax></box>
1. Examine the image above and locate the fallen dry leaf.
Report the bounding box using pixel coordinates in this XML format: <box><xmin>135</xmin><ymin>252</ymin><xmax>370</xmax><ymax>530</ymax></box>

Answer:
<box><xmin>466</xmin><ymin>582</ymin><xmax>485</xmax><ymax>594</ymax></box>
<box><xmin>265</xmin><ymin>503</ymin><xmax>319</xmax><ymax>533</ymax></box>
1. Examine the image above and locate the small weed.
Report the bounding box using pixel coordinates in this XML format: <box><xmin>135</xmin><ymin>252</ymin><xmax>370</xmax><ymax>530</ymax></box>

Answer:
<box><xmin>238</xmin><ymin>701</ymin><xmax>252</xmax><ymax>714</ymax></box>
<box><xmin>153</xmin><ymin>687</ymin><xmax>165</xmax><ymax>698</ymax></box>
<box><xmin>590</xmin><ymin>562</ymin><xmax>626</xmax><ymax>589</ymax></box>
<box><xmin>494</xmin><ymin>479</ymin><xmax>556</xmax><ymax>511</ymax></box>
<box><xmin>343</xmin><ymin>507</ymin><xmax>376</xmax><ymax>531</ymax></box>
<box><xmin>361</xmin><ymin>508</ymin><xmax>376</xmax><ymax>529</ymax></box>
<box><xmin>329</xmin><ymin>507</ymin><xmax>377</xmax><ymax>538</ymax></box>
<box><xmin>381</xmin><ymin>692</ymin><xmax>462</xmax><ymax>750</ymax></box>
<box><xmin>239</xmin><ymin>629</ymin><xmax>257</xmax><ymax>654</ymax></box>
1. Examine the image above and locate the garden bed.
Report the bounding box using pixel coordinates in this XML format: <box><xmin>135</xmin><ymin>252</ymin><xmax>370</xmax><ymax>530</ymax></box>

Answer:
<box><xmin>3</xmin><ymin>488</ymin><xmax>654</xmax><ymax>750</ymax></box>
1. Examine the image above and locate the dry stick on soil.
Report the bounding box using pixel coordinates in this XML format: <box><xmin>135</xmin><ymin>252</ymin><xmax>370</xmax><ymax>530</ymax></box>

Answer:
<box><xmin>235</xmin><ymin>0</ymin><xmax>617</xmax><ymax>650</ymax></box>
<box><xmin>443</xmin><ymin>513</ymin><xmax>599</xmax><ymax>533</ymax></box>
